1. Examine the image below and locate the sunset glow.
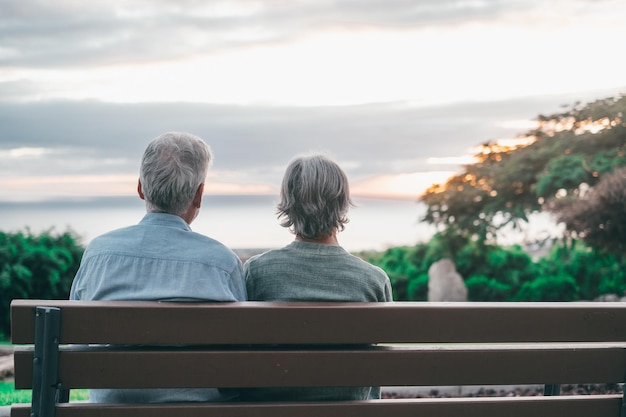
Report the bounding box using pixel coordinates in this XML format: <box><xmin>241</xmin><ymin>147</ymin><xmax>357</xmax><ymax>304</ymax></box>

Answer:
<box><xmin>351</xmin><ymin>171</ymin><xmax>457</xmax><ymax>199</ymax></box>
<box><xmin>1</xmin><ymin>0</ymin><xmax>625</xmax><ymax>202</ymax></box>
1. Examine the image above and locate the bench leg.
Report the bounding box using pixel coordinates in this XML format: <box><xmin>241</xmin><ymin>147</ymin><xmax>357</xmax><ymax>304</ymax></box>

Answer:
<box><xmin>543</xmin><ymin>384</ymin><xmax>561</xmax><ymax>396</ymax></box>
<box><xmin>619</xmin><ymin>384</ymin><xmax>626</xmax><ymax>417</ymax></box>
<box><xmin>32</xmin><ymin>307</ymin><xmax>62</xmax><ymax>417</ymax></box>
<box><xmin>57</xmin><ymin>387</ymin><xmax>70</xmax><ymax>403</ymax></box>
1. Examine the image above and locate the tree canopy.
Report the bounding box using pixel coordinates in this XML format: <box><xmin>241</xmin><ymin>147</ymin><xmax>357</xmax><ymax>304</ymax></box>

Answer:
<box><xmin>554</xmin><ymin>167</ymin><xmax>626</xmax><ymax>254</ymax></box>
<box><xmin>420</xmin><ymin>94</ymin><xmax>626</xmax><ymax>250</ymax></box>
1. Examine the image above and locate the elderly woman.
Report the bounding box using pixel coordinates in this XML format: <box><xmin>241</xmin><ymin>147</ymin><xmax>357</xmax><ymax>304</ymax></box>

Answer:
<box><xmin>242</xmin><ymin>154</ymin><xmax>393</xmax><ymax>401</ymax></box>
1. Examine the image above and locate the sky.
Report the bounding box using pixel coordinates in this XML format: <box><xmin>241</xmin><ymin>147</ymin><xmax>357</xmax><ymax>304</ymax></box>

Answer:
<box><xmin>1</xmin><ymin>0</ymin><xmax>625</xmax><ymax>202</ymax></box>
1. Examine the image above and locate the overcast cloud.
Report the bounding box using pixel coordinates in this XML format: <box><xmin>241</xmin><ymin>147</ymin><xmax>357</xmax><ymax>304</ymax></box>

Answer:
<box><xmin>0</xmin><ymin>92</ymin><xmax>613</xmax><ymax>184</ymax></box>
<box><xmin>2</xmin><ymin>0</ymin><xmax>536</xmax><ymax>67</ymax></box>
<box><xmin>1</xmin><ymin>0</ymin><xmax>625</xmax><ymax>200</ymax></box>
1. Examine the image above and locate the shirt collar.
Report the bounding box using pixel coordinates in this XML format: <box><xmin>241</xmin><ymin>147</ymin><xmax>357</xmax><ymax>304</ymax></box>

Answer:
<box><xmin>139</xmin><ymin>212</ymin><xmax>192</xmax><ymax>231</ymax></box>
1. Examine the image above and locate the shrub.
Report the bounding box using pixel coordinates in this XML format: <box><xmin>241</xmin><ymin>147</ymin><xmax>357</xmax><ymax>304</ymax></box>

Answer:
<box><xmin>465</xmin><ymin>275</ymin><xmax>514</xmax><ymax>302</ymax></box>
<box><xmin>0</xmin><ymin>230</ymin><xmax>83</xmax><ymax>339</ymax></box>
<box><xmin>537</xmin><ymin>241</ymin><xmax>626</xmax><ymax>300</ymax></box>
<box><xmin>407</xmin><ymin>274</ymin><xmax>429</xmax><ymax>301</ymax></box>
<box><xmin>362</xmin><ymin>237</ymin><xmax>624</xmax><ymax>302</ymax></box>
<box><xmin>514</xmin><ymin>274</ymin><xmax>580</xmax><ymax>302</ymax></box>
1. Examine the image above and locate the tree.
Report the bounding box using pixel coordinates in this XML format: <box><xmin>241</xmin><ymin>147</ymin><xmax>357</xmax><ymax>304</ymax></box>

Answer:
<box><xmin>553</xmin><ymin>167</ymin><xmax>626</xmax><ymax>254</ymax></box>
<box><xmin>420</xmin><ymin>94</ymin><xmax>626</xmax><ymax>246</ymax></box>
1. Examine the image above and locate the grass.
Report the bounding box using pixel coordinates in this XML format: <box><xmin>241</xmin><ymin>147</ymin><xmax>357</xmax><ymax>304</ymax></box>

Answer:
<box><xmin>0</xmin><ymin>381</ymin><xmax>89</xmax><ymax>406</ymax></box>
<box><xmin>0</xmin><ymin>381</ymin><xmax>31</xmax><ymax>406</ymax></box>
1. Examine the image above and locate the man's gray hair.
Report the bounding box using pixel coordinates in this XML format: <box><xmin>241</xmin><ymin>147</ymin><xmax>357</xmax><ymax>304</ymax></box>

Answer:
<box><xmin>139</xmin><ymin>132</ymin><xmax>212</xmax><ymax>215</ymax></box>
<box><xmin>277</xmin><ymin>154</ymin><xmax>352</xmax><ymax>239</ymax></box>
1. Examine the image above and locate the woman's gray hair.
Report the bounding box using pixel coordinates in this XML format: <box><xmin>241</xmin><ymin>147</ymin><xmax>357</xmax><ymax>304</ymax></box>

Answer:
<box><xmin>139</xmin><ymin>132</ymin><xmax>212</xmax><ymax>215</ymax></box>
<box><xmin>277</xmin><ymin>154</ymin><xmax>352</xmax><ymax>239</ymax></box>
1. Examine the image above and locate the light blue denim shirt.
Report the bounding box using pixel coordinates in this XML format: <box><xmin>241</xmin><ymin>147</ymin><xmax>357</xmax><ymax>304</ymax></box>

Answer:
<box><xmin>70</xmin><ymin>213</ymin><xmax>246</xmax><ymax>302</ymax></box>
<box><xmin>70</xmin><ymin>212</ymin><xmax>247</xmax><ymax>403</ymax></box>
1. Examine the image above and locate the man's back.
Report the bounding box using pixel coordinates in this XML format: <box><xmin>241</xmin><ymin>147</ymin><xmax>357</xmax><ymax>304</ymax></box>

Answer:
<box><xmin>70</xmin><ymin>213</ymin><xmax>246</xmax><ymax>302</ymax></box>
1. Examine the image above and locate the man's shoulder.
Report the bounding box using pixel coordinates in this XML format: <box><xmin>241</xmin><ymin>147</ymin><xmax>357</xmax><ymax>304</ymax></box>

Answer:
<box><xmin>186</xmin><ymin>230</ymin><xmax>236</xmax><ymax>253</ymax></box>
<box><xmin>84</xmin><ymin>225</ymin><xmax>139</xmax><ymax>249</ymax></box>
<box><xmin>84</xmin><ymin>224</ymin><xmax>239</xmax><ymax>263</ymax></box>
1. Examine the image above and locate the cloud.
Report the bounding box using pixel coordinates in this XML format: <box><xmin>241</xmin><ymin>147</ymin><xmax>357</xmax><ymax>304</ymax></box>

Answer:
<box><xmin>3</xmin><ymin>0</ymin><xmax>624</xmax><ymax>108</ymax></box>
<box><xmin>0</xmin><ymin>0</ymin><xmax>541</xmax><ymax>68</ymax></box>
<box><xmin>2</xmin><ymin>0</ymin><xmax>625</xmax><ymax>199</ymax></box>
<box><xmin>0</xmin><ymin>90</ymin><xmax>616</xmax><ymax>188</ymax></box>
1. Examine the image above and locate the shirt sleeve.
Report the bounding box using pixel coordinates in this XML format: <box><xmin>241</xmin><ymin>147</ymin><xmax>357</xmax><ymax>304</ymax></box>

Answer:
<box><xmin>69</xmin><ymin>262</ymin><xmax>86</xmax><ymax>300</ymax></box>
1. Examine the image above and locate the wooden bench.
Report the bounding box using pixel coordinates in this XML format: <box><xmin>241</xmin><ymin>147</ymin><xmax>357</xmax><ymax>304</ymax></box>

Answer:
<box><xmin>10</xmin><ymin>299</ymin><xmax>626</xmax><ymax>417</ymax></box>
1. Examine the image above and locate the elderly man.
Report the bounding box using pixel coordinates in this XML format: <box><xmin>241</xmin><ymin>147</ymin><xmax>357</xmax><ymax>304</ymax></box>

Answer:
<box><xmin>70</xmin><ymin>131</ymin><xmax>246</xmax><ymax>403</ymax></box>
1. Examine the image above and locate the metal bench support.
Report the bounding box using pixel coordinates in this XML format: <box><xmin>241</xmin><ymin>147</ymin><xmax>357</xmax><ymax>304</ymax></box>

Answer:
<box><xmin>619</xmin><ymin>376</ymin><xmax>626</xmax><ymax>417</ymax></box>
<box><xmin>544</xmin><ymin>384</ymin><xmax>561</xmax><ymax>396</ymax></box>
<box><xmin>32</xmin><ymin>306</ymin><xmax>63</xmax><ymax>417</ymax></box>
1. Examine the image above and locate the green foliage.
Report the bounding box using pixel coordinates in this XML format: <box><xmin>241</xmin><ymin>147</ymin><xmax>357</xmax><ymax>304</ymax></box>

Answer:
<box><xmin>420</xmin><ymin>93</ymin><xmax>626</xmax><ymax>248</ymax></box>
<box><xmin>407</xmin><ymin>274</ymin><xmax>429</xmax><ymax>301</ymax></box>
<box><xmin>535</xmin><ymin>154</ymin><xmax>588</xmax><ymax>198</ymax></box>
<box><xmin>363</xmin><ymin>238</ymin><xmax>536</xmax><ymax>302</ymax></box>
<box><xmin>536</xmin><ymin>241</ymin><xmax>626</xmax><ymax>300</ymax></box>
<box><xmin>0</xmin><ymin>380</ymin><xmax>32</xmax><ymax>405</ymax></box>
<box><xmin>361</xmin><ymin>237</ymin><xmax>626</xmax><ymax>303</ymax></box>
<box><xmin>514</xmin><ymin>274</ymin><xmax>579</xmax><ymax>302</ymax></box>
<box><xmin>0</xmin><ymin>230</ymin><xmax>84</xmax><ymax>339</ymax></box>
<box><xmin>465</xmin><ymin>275</ymin><xmax>513</xmax><ymax>301</ymax></box>
<box><xmin>455</xmin><ymin>242</ymin><xmax>535</xmax><ymax>290</ymax></box>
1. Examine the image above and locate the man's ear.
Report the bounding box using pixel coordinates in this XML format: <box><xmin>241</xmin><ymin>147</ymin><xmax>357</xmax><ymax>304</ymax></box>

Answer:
<box><xmin>137</xmin><ymin>179</ymin><xmax>145</xmax><ymax>200</ymax></box>
<box><xmin>193</xmin><ymin>183</ymin><xmax>204</xmax><ymax>208</ymax></box>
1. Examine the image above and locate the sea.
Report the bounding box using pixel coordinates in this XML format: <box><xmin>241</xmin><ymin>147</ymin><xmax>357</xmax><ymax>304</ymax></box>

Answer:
<box><xmin>0</xmin><ymin>195</ymin><xmax>438</xmax><ymax>253</ymax></box>
<box><xmin>0</xmin><ymin>194</ymin><xmax>562</xmax><ymax>254</ymax></box>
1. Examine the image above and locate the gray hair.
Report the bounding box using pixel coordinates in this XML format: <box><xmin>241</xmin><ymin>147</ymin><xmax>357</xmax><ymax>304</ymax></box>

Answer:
<box><xmin>277</xmin><ymin>154</ymin><xmax>352</xmax><ymax>239</ymax></box>
<box><xmin>139</xmin><ymin>132</ymin><xmax>212</xmax><ymax>215</ymax></box>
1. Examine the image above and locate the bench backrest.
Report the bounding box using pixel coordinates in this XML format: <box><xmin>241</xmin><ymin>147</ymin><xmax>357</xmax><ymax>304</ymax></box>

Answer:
<box><xmin>10</xmin><ymin>299</ymin><xmax>626</xmax><ymax>417</ymax></box>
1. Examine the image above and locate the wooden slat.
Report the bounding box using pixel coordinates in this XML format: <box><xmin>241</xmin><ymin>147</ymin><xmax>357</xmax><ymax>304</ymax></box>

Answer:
<box><xmin>11</xmin><ymin>300</ymin><xmax>626</xmax><ymax>344</ymax></box>
<box><xmin>13</xmin><ymin>345</ymin><xmax>626</xmax><ymax>389</ymax></box>
<box><xmin>10</xmin><ymin>395</ymin><xmax>624</xmax><ymax>417</ymax></box>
